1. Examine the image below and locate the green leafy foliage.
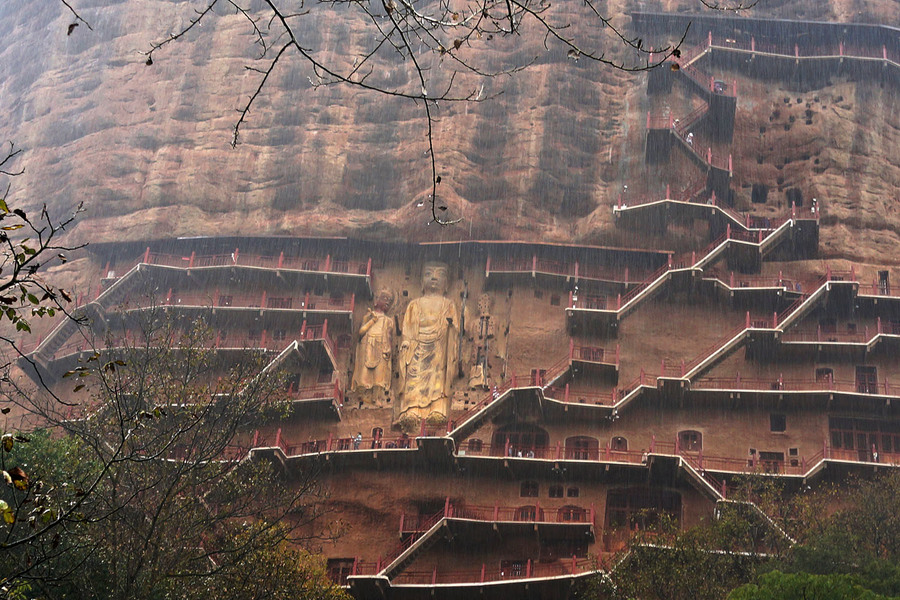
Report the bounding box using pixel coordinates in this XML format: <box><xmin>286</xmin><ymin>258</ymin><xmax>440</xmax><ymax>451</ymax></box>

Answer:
<box><xmin>3</xmin><ymin>309</ymin><xmax>343</xmax><ymax>600</ymax></box>
<box><xmin>728</xmin><ymin>571</ymin><xmax>894</xmax><ymax>600</ymax></box>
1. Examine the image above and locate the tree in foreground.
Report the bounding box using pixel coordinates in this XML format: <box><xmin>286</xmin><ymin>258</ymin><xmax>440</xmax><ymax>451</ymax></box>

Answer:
<box><xmin>1</xmin><ymin>302</ymin><xmax>347</xmax><ymax>600</ymax></box>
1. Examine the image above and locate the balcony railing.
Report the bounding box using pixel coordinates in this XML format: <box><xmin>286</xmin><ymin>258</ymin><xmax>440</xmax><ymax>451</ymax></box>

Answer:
<box><xmin>692</xmin><ymin>375</ymin><xmax>900</xmax><ymax>397</ymax></box>
<box><xmin>390</xmin><ymin>558</ymin><xmax>598</xmax><ymax>585</ymax></box>
<box><xmin>105</xmin><ymin>249</ymin><xmax>372</xmax><ymax>281</ymax></box>
<box><xmin>153</xmin><ymin>291</ymin><xmax>355</xmax><ymax>312</ymax></box>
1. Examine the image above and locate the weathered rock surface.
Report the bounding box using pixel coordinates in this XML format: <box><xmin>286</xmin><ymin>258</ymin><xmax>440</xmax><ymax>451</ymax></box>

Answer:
<box><xmin>0</xmin><ymin>0</ymin><xmax>898</xmax><ymax>260</ymax></box>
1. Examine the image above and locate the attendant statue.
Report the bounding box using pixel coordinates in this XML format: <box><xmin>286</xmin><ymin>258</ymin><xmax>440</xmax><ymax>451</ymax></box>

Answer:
<box><xmin>396</xmin><ymin>263</ymin><xmax>460</xmax><ymax>427</ymax></box>
<box><xmin>351</xmin><ymin>288</ymin><xmax>395</xmax><ymax>397</ymax></box>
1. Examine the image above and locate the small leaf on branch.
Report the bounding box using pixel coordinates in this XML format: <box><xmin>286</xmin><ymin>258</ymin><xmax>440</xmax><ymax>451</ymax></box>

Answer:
<box><xmin>0</xmin><ymin>408</ymin><xmax>9</xmax><ymax>414</ymax></box>
<box><xmin>673</xmin><ymin>48</ymin><xmax>681</xmax><ymax>58</ymax></box>
<box><xmin>453</xmin><ymin>39</ymin><xmax>463</xmax><ymax>50</ymax></box>
<box><xmin>67</xmin><ymin>22</ymin><xmax>79</xmax><ymax>35</ymax></box>
<box><xmin>671</xmin><ymin>63</ymin><xmax>681</xmax><ymax>71</ymax></box>
<box><xmin>145</xmin><ymin>56</ymin><xmax>153</xmax><ymax>66</ymax></box>
<box><xmin>2</xmin><ymin>225</ymin><xmax>23</xmax><ymax>231</ymax></box>
<box><xmin>435</xmin><ymin>176</ymin><xmax>442</xmax><ymax>184</ymax></box>
<box><xmin>1</xmin><ymin>434</ymin><xmax>12</xmax><ymax>452</ymax></box>
<box><xmin>9</xmin><ymin>466</ymin><xmax>28</xmax><ymax>490</ymax></box>
<box><xmin>0</xmin><ymin>198</ymin><xmax>8</xmax><ymax>213</ymax></box>
<box><xmin>60</xmin><ymin>290</ymin><xmax>72</xmax><ymax>303</ymax></box>
<box><xmin>12</xmin><ymin>209</ymin><xmax>25</xmax><ymax>219</ymax></box>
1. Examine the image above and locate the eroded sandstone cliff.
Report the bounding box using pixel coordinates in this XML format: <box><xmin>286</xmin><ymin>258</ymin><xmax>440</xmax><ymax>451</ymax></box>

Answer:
<box><xmin>0</xmin><ymin>0</ymin><xmax>897</xmax><ymax>259</ymax></box>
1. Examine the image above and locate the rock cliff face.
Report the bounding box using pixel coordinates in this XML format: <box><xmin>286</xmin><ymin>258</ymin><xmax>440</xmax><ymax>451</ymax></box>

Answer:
<box><xmin>0</xmin><ymin>0</ymin><xmax>898</xmax><ymax>259</ymax></box>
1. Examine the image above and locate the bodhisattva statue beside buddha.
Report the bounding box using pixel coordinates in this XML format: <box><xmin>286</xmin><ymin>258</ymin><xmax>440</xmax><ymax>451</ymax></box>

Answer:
<box><xmin>395</xmin><ymin>262</ymin><xmax>460</xmax><ymax>430</ymax></box>
<box><xmin>351</xmin><ymin>287</ymin><xmax>395</xmax><ymax>401</ymax></box>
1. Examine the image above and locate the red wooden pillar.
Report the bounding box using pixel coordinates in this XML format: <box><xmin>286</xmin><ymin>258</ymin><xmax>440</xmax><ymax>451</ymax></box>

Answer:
<box><xmin>188</xmin><ymin>251</ymin><xmax>195</xmax><ymax>269</ymax></box>
<box><xmin>751</xmin><ymin>37</ymin><xmax>755</xmax><ymax>52</ymax></box>
<box><xmin>324</xmin><ymin>254</ymin><xmax>331</xmax><ymax>272</ymax></box>
<box><xmin>564</xmin><ymin>383</ymin><xmax>570</xmax><ymax>403</ymax></box>
<box><xmin>568</xmin><ymin>290</ymin><xmax>573</xmax><ymax>309</ymax></box>
<box><xmin>624</xmin><ymin>266</ymin><xmax>629</xmax><ymax>283</ymax></box>
<box><xmin>274</xmin><ymin>428</ymin><xmax>282</xmax><ymax>449</ymax></box>
<box><xmin>532</xmin><ymin>254</ymin><xmax>537</xmax><ymax>276</ymax></box>
<box><xmin>556</xmin><ymin>441</ymin><xmax>562</xmax><ymax>460</ymax></box>
<box><xmin>568</xmin><ymin>338</ymin><xmax>574</xmax><ymax>360</ymax></box>
<box><xmin>327</xmin><ymin>433</ymin><xmax>333</xmax><ymax>451</ymax></box>
<box><xmin>481</xmin><ymin>564</ymin><xmax>486</xmax><ymax>583</ymax></box>
<box><xmin>485</xmin><ymin>256</ymin><xmax>491</xmax><ymax>277</ymax></box>
<box><xmin>616</xmin><ymin>293</ymin><xmax>621</xmax><ymax>310</ymax></box>
<box><xmin>350</xmin><ymin>293</ymin><xmax>355</xmax><ymax>312</ymax></box>
<box><xmin>233</xmin><ymin>248</ymin><xmax>239</xmax><ymax>264</ymax></box>
<box><xmin>277</xmin><ymin>251</ymin><xmax>284</xmax><ymax>268</ymax></box>
<box><xmin>143</xmin><ymin>246</ymin><xmax>151</xmax><ymax>263</ymax></box>
<box><xmin>526</xmin><ymin>559</ymin><xmax>532</xmax><ymax>578</ymax></box>
<box><xmin>443</xmin><ymin>496</ymin><xmax>451</xmax><ymax>518</ymax></box>
<box><xmin>616</xmin><ymin>344</ymin><xmax>620</xmax><ymax>367</ymax></box>
<box><xmin>666</xmin><ymin>183</ymin><xmax>670</xmax><ymax>199</ymax></box>
<box><xmin>304</xmin><ymin>292</ymin><xmax>310</xmax><ymax>309</ymax></box>
<box><xmin>727</xmin><ymin>223</ymin><xmax>731</xmax><ymax>239</ymax></box>
<box><xmin>366</xmin><ymin>257</ymin><xmax>372</xmax><ymax>277</ymax></box>
<box><xmin>260</xmin><ymin>290</ymin><xmax>267</xmax><ymax>310</ymax></box>
<box><xmin>322</xmin><ymin>318</ymin><xmax>328</xmax><ymax>340</ymax></box>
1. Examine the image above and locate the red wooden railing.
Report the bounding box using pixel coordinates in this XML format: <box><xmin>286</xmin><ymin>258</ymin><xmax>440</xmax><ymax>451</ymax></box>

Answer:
<box><xmin>106</xmin><ymin>250</ymin><xmax>372</xmax><ymax>281</ymax></box>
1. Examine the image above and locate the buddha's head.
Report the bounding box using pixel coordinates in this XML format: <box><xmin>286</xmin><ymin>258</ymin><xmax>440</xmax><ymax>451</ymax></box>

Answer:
<box><xmin>422</xmin><ymin>262</ymin><xmax>450</xmax><ymax>295</ymax></box>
